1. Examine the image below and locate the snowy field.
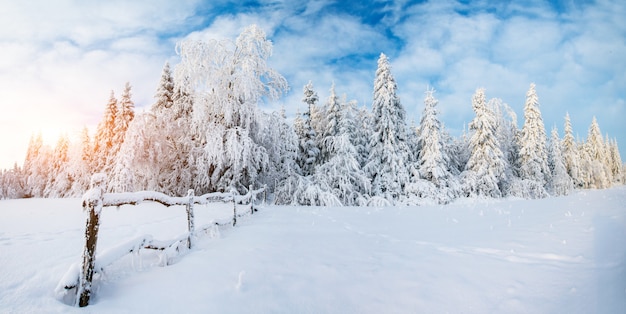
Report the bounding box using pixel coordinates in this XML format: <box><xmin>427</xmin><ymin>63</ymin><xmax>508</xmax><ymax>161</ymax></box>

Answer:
<box><xmin>1</xmin><ymin>187</ymin><xmax>625</xmax><ymax>313</ymax></box>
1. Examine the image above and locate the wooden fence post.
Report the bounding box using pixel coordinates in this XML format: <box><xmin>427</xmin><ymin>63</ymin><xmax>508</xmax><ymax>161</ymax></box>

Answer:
<box><xmin>249</xmin><ymin>184</ymin><xmax>254</xmax><ymax>214</ymax></box>
<box><xmin>232</xmin><ymin>189</ymin><xmax>237</xmax><ymax>227</ymax></box>
<box><xmin>186</xmin><ymin>189</ymin><xmax>195</xmax><ymax>249</ymax></box>
<box><xmin>77</xmin><ymin>174</ymin><xmax>106</xmax><ymax>307</ymax></box>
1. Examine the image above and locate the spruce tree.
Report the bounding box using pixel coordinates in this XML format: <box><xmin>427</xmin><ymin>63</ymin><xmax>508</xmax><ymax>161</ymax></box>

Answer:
<box><xmin>562</xmin><ymin>113</ymin><xmax>581</xmax><ymax>187</ymax></box>
<box><xmin>586</xmin><ymin>117</ymin><xmax>610</xmax><ymax>188</ymax></box>
<box><xmin>548</xmin><ymin>127</ymin><xmax>573</xmax><ymax>196</ymax></box>
<box><xmin>517</xmin><ymin>83</ymin><xmax>549</xmax><ymax>198</ymax></box>
<box><xmin>365</xmin><ymin>53</ymin><xmax>410</xmax><ymax>202</ymax></box>
<box><xmin>93</xmin><ymin>91</ymin><xmax>118</xmax><ymax>173</ymax></box>
<box><xmin>462</xmin><ymin>88</ymin><xmax>505</xmax><ymax>198</ymax></box>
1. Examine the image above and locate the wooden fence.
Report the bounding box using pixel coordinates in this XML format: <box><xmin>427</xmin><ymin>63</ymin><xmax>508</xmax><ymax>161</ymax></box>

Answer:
<box><xmin>56</xmin><ymin>174</ymin><xmax>265</xmax><ymax>307</ymax></box>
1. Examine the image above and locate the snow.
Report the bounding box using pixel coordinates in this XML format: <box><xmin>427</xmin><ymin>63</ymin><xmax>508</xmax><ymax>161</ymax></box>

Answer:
<box><xmin>1</xmin><ymin>187</ymin><xmax>625</xmax><ymax>313</ymax></box>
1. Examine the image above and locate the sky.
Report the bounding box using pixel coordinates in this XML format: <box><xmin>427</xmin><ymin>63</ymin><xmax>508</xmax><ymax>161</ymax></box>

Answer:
<box><xmin>0</xmin><ymin>0</ymin><xmax>624</xmax><ymax>170</ymax></box>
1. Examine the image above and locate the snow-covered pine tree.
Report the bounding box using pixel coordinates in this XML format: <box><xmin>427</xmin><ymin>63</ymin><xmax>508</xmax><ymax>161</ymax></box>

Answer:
<box><xmin>175</xmin><ymin>24</ymin><xmax>288</xmax><ymax>194</ymax></box>
<box><xmin>586</xmin><ymin>117</ymin><xmax>610</xmax><ymax>188</ymax></box>
<box><xmin>310</xmin><ymin>94</ymin><xmax>370</xmax><ymax>206</ymax></box>
<box><xmin>354</xmin><ymin>105</ymin><xmax>372</xmax><ymax>168</ymax></box>
<box><xmin>562</xmin><ymin>113</ymin><xmax>581</xmax><ymax>187</ymax></box>
<box><xmin>489</xmin><ymin>98</ymin><xmax>520</xmax><ymax>196</ymax></box>
<box><xmin>461</xmin><ymin>88</ymin><xmax>506</xmax><ymax>198</ymax></box>
<box><xmin>517</xmin><ymin>83</ymin><xmax>549</xmax><ymax>198</ymax></box>
<box><xmin>44</xmin><ymin>134</ymin><xmax>71</xmax><ymax>197</ymax></box>
<box><xmin>23</xmin><ymin>132</ymin><xmax>50</xmax><ymax>198</ymax></box>
<box><xmin>296</xmin><ymin>81</ymin><xmax>320</xmax><ymax>176</ymax></box>
<box><xmin>609</xmin><ymin>138</ymin><xmax>623</xmax><ymax>184</ymax></box>
<box><xmin>320</xmin><ymin>83</ymin><xmax>342</xmax><ymax>163</ymax></box>
<box><xmin>114</xmin><ymin>82</ymin><xmax>135</xmax><ymax>150</ymax></box>
<box><xmin>548</xmin><ymin>127</ymin><xmax>573</xmax><ymax>196</ymax></box>
<box><xmin>365</xmin><ymin>53</ymin><xmax>410</xmax><ymax>203</ymax></box>
<box><xmin>66</xmin><ymin>126</ymin><xmax>93</xmax><ymax>196</ymax></box>
<box><xmin>152</xmin><ymin>62</ymin><xmax>174</xmax><ymax>115</ymax></box>
<box><xmin>406</xmin><ymin>88</ymin><xmax>458</xmax><ymax>204</ymax></box>
<box><xmin>93</xmin><ymin>91</ymin><xmax>118</xmax><ymax>173</ymax></box>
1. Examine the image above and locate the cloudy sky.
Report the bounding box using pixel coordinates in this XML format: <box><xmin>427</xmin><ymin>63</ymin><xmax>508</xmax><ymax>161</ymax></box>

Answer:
<box><xmin>1</xmin><ymin>0</ymin><xmax>624</xmax><ymax>169</ymax></box>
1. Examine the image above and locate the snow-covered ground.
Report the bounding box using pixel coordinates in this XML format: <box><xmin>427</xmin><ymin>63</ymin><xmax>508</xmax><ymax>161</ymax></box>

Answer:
<box><xmin>1</xmin><ymin>187</ymin><xmax>625</xmax><ymax>313</ymax></box>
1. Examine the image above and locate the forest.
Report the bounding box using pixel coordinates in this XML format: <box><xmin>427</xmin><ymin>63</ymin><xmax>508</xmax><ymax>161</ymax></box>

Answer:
<box><xmin>0</xmin><ymin>25</ymin><xmax>624</xmax><ymax>205</ymax></box>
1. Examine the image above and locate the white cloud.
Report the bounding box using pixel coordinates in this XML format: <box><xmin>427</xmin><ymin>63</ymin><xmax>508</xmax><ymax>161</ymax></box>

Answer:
<box><xmin>0</xmin><ymin>0</ymin><xmax>624</xmax><ymax>169</ymax></box>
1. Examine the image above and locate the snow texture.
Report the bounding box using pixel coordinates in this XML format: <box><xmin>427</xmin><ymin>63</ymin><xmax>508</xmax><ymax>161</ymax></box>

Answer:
<box><xmin>1</xmin><ymin>187</ymin><xmax>625</xmax><ymax>313</ymax></box>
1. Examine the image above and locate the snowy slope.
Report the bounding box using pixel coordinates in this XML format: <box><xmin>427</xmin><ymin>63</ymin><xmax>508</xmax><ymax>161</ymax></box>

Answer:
<box><xmin>1</xmin><ymin>187</ymin><xmax>625</xmax><ymax>313</ymax></box>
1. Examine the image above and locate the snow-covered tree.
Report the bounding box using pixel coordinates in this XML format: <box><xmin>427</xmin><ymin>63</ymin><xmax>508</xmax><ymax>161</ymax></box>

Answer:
<box><xmin>353</xmin><ymin>105</ymin><xmax>372</xmax><ymax>168</ymax></box>
<box><xmin>516</xmin><ymin>83</ymin><xmax>549</xmax><ymax>198</ymax></box>
<box><xmin>406</xmin><ymin>88</ymin><xmax>458</xmax><ymax>204</ymax></box>
<box><xmin>548</xmin><ymin>127</ymin><xmax>573</xmax><ymax>196</ymax></box>
<box><xmin>23</xmin><ymin>132</ymin><xmax>51</xmax><ymax>198</ymax></box>
<box><xmin>93</xmin><ymin>91</ymin><xmax>118</xmax><ymax>173</ymax></box>
<box><xmin>586</xmin><ymin>117</ymin><xmax>610</xmax><ymax>188</ymax></box>
<box><xmin>44</xmin><ymin>134</ymin><xmax>72</xmax><ymax>197</ymax></box>
<box><xmin>608</xmin><ymin>138</ymin><xmax>623</xmax><ymax>184</ymax></box>
<box><xmin>115</xmin><ymin>82</ymin><xmax>135</xmax><ymax>146</ymax></box>
<box><xmin>562</xmin><ymin>113</ymin><xmax>581</xmax><ymax>187</ymax></box>
<box><xmin>365</xmin><ymin>53</ymin><xmax>410</xmax><ymax>203</ymax></box>
<box><xmin>152</xmin><ymin>62</ymin><xmax>174</xmax><ymax>115</ymax></box>
<box><xmin>296</xmin><ymin>81</ymin><xmax>320</xmax><ymax>176</ymax></box>
<box><xmin>461</xmin><ymin>88</ymin><xmax>506</xmax><ymax>198</ymax></box>
<box><xmin>175</xmin><ymin>24</ymin><xmax>288</xmax><ymax>194</ymax></box>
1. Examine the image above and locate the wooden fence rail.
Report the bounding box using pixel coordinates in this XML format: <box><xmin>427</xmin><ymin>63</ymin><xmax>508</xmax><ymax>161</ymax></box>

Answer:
<box><xmin>56</xmin><ymin>174</ymin><xmax>265</xmax><ymax>307</ymax></box>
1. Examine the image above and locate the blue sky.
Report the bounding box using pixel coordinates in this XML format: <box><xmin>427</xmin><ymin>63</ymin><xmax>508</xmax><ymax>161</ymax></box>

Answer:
<box><xmin>0</xmin><ymin>0</ymin><xmax>624</xmax><ymax>169</ymax></box>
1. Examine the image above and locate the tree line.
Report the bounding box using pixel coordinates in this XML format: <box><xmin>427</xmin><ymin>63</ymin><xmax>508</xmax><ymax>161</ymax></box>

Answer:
<box><xmin>1</xmin><ymin>25</ymin><xmax>623</xmax><ymax>205</ymax></box>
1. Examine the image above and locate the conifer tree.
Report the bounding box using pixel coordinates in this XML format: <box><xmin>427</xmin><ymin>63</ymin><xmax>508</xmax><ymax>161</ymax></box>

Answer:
<box><xmin>462</xmin><ymin>88</ymin><xmax>505</xmax><ymax>198</ymax></box>
<box><xmin>517</xmin><ymin>83</ymin><xmax>549</xmax><ymax>198</ymax></box>
<box><xmin>93</xmin><ymin>91</ymin><xmax>118</xmax><ymax>173</ymax></box>
<box><xmin>586</xmin><ymin>117</ymin><xmax>610</xmax><ymax>188</ymax></box>
<box><xmin>548</xmin><ymin>127</ymin><xmax>573</xmax><ymax>196</ymax></box>
<box><xmin>365</xmin><ymin>53</ymin><xmax>410</xmax><ymax>202</ymax></box>
<box><xmin>562</xmin><ymin>113</ymin><xmax>581</xmax><ymax>187</ymax></box>
<box><xmin>297</xmin><ymin>81</ymin><xmax>320</xmax><ymax>176</ymax></box>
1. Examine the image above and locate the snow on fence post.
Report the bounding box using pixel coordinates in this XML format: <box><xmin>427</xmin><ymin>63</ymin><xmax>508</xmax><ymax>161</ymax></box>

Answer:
<box><xmin>186</xmin><ymin>189</ymin><xmax>195</xmax><ymax>249</ymax></box>
<box><xmin>263</xmin><ymin>184</ymin><xmax>267</xmax><ymax>206</ymax></box>
<box><xmin>77</xmin><ymin>174</ymin><xmax>106</xmax><ymax>307</ymax></box>
<box><xmin>249</xmin><ymin>185</ymin><xmax>254</xmax><ymax>215</ymax></box>
<box><xmin>231</xmin><ymin>189</ymin><xmax>237</xmax><ymax>227</ymax></box>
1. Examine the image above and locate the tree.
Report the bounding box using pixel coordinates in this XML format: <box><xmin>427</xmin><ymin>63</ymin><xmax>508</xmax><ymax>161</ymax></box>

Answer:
<box><xmin>548</xmin><ymin>127</ymin><xmax>573</xmax><ymax>196</ymax></box>
<box><xmin>365</xmin><ymin>53</ymin><xmax>410</xmax><ymax>203</ymax></box>
<box><xmin>23</xmin><ymin>132</ymin><xmax>50</xmax><ymax>198</ymax></box>
<box><xmin>44</xmin><ymin>134</ymin><xmax>72</xmax><ymax>197</ymax></box>
<box><xmin>517</xmin><ymin>83</ymin><xmax>549</xmax><ymax>198</ymax></box>
<box><xmin>93</xmin><ymin>91</ymin><xmax>118</xmax><ymax>173</ymax></box>
<box><xmin>174</xmin><ymin>24</ymin><xmax>288</xmax><ymax>194</ymax></box>
<box><xmin>461</xmin><ymin>88</ymin><xmax>506</xmax><ymax>198</ymax></box>
<box><xmin>586</xmin><ymin>117</ymin><xmax>610</xmax><ymax>188</ymax></box>
<box><xmin>152</xmin><ymin>62</ymin><xmax>174</xmax><ymax>115</ymax></box>
<box><xmin>407</xmin><ymin>88</ymin><xmax>458</xmax><ymax>204</ymax></box>
<box><xmin>608</xmin><ymin>138</ymin><xmax>623</xmax><ymax>184</ymax></box>
<box><xmin>562</xmin><ymin>113</ymin><xmax>581</xmax><ymax>187</ymax></box>
<box><xmin>296</xmin><ymin>81</ymin><xmax>320</xmax><ymax>176</ymax></box>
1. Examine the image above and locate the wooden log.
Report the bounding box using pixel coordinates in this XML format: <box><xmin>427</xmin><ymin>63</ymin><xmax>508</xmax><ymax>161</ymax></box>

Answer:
<box><xmin>186</xmin><ymin>189</ymin><xmax>195</xmax><ymax>249</ymax></box>
<box><xmin>77</xmin><ymin>174</ymin><xmax>105</xmax><ymax>307</ymax></box>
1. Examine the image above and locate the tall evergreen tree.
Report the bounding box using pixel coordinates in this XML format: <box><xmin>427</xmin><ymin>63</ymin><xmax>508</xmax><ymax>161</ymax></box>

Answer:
<box><xmin>93</xmin><ymin>91</ymin><xmax>118</xmax><ymax>173</ymax></box>
<box><xmin>462</xmin><ymin>88</ymin><xmax>506</xmax><ymax>198</ymax></box>
<box><xmin>548</xmin><ymin>127</ymin><xmax>573</xmax><ymax>196</ymax></box>
<box><xmin>517</xmin><ymin>83</ymin><xmax>549</xmax><ymax>198</ymax></box>
<box><xmin>152</xmin><ymin>62</ymin><xmax>174</xmax><ymax>115</ymax></box>
<box><xmin>365</xmin><ymin>53</ymin><xmax>409</xmax><ymax>203</ymax></box>
<box><xmin>586</xmin><ymin>117</ymin><xmax>610</xmax><ymax>188</ymax></box>
<box><xmin>562</xmin><ymin>113</ymin><xmax>581</xmax><ymax>187</ymax></box>
<box><xmin>296</xmin><ymin>81</ymin><xmax>320</xmax><ymax>176</ymax></box>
